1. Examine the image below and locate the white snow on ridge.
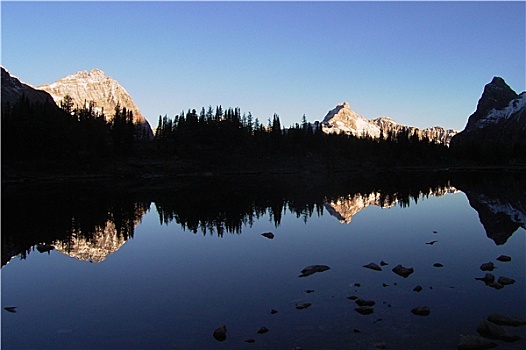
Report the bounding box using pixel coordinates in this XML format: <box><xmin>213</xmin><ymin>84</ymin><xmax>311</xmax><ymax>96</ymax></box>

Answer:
<box><xmin>478</xmin><ymin>92</ymin><xmax>526</xmax><ymax>127</ymax></box>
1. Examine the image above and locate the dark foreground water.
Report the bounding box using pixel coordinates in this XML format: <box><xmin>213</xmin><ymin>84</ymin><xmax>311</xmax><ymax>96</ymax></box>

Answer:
<box><xmin>2</xmin><ymin>171</ymin><xmax>525</xmax><ymax>349</ymax></box>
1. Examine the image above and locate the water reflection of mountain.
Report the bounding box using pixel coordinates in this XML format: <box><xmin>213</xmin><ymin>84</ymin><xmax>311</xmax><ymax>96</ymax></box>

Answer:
<box><xmin>451</xmin><ymin>172</ymin><xmax>526</xmax><ymax>245</ymax></box>
<box><xmin>2</xmin><ymin>171</ymin><xmax>524</xmax><ymax>266</ymax></box>
<box><xmin>324</xmin><ymin>185</ymin><xmax>458</xmax><ymax>223</ymax></box>
<box><xmin>1</xmin><ymin>183</ymin><xmax>150</xmax><ymax>267</ymax></box>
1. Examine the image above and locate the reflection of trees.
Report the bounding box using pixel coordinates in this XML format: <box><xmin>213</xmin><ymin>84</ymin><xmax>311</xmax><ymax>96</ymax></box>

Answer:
<box><xmin>1</xmin><ymin>183</ymin><xmax>150</xmax><ymax>266</ymax></box>
<box><xmin>152</xmin><ymin>172</ymin><xmax>454</xmax><ymax>236</ymax></box>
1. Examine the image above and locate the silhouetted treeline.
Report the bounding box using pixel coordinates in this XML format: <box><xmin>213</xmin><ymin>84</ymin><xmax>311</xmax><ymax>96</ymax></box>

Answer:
<box><xmin>2</xmin><ymin>171</ymin><xmax>456</xmax><ymax>265</ymax></box>
<box><xmin>152</xmin><ymin>105</ymin><xmax>451</xmax><ymax>169</ymax></box>
<box><xmin>1</xmin><ymin>94</ymin><xmax>146</xmax><ymax>166</ymax></box>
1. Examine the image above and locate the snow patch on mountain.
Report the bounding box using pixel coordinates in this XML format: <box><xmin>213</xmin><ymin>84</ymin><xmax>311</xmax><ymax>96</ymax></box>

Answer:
<box><xmin>477</xmin><ymin>92</ymin><xmax>526</xmax><ymax>128</ymax></box>
<box><xmin>321</xmin><ymin>102</ymin><xmax>457</xmax><ymax>145</ymax></box>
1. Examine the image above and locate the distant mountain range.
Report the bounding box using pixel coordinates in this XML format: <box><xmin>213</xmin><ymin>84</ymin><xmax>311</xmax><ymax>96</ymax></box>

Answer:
<box><xmin>320</xmin><ymin>102</ymin><xmax>458</xmax><ymax>145</ymax></box>
<box><xmin>3</xmin><ymin>66</ymin><xmax>525</xmax><ymax>155</ymax></box>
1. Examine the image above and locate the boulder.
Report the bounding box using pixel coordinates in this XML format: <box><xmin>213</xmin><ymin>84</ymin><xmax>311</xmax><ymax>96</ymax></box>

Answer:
<box><xmin>392</xmin><ymin>264</ymin><xmax>414</xmax><ymax>278</ymax></box>
<box><xmin>299</xmin><ymin>264</ymin><xmax>330</xmax><ymax>277</ymax></box>
<box><xmin>363</xmin><ymin>262</ymin><xmax>382</xmax><ymax>271</ymax></box>
<box><xmin>411</xmin><ymin>306</ymin><xmax>430</xmax><ymax>316</ymax></box>
<box><xmin>212</xmin><ymin>325</ymin><xmax>227</xmax><ymax>342</ymax></box>
<box><xmin>487</xmin><ymin>313</ymin><xmax>526</xmax><ymax>327</ymax></box>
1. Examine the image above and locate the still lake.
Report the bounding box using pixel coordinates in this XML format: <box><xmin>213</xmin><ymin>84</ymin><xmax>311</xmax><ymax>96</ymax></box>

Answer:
<box><xmin>2</xmin><ymin>171</ymin><xmax>525</xmax><ymax>349</ymax></box>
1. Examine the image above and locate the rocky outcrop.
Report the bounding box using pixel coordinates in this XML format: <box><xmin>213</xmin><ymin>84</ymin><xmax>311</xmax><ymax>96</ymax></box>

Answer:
<box><xmin>321</xmin><ymin>102</ymin><xmax>457</xmax><ymax>145</ymax></box>
<box><xmin>1</xmin><ymin>66</ymin><xmax>56</xmax><ymax>107</ymax></box>
<box><xmin>450</xmin><ymin>77</ymin><xmax>526</xmax><ymax>160</ymax></box>
<box><xmin>38</xmin><ymin>68</ymin><xmax>153</xmax><ymax>138</ymax></box>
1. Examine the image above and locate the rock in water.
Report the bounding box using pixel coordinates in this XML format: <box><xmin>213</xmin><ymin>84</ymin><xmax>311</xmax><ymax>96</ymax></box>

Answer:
<box><xmin>299</xmin><ymin>265</ymin><xmax>330</xmax><ymax>277</ymax></box>
<box><xmin>261</xmin><ymin>232</ymin><xmax>274</xmax><ymax>239</ymax></box>
<box><xmin>212</xmin><ymin>325</ymin><xmax>227</xmax><ymax>342</ymax></box>
<box><xmin>487</xmin><ymin>313</ymin><xmax>526</xmax><ymax>327</ymax></box>
<box><xmin>392</xmin><ymin>264</ymin><xmax>414</xmax><ymax>278</ymax></box>
<box><xmin>355</xmin><ymin>306</ymin><xmax>374</xmax><ymax>315</ymax></box>
<box><xmin>433</xmin><ymin>263</ymin><xmax>444</xmax><ymax>268</ymax></box>
<box><xmin>411</xmin><ymin>306</ymin><xmax>430</xmax><ymax>316</ymax></box>
<box><xmin>496</xmin><ymin>255</ymin><xmax>511</xmax><ymax>262</ymax></box>
<box><xmin>458</xmin><ymin>335</ymin><xmax>498</xmax><ymax>349</ymax></box>
<box><xmin>477</xmin><ymin>320</ymin><xmax>522</xmax><ymax>342</ymax></box>
<box><xmin>3</xmin><ymin>306</ymin><xmax>17</xmax><ymax>313</ymax></box>
<box><xmin>413</xmin><ymin>285</ymin><xmax>423</xmax><ymax>292</ymax></box>
<box><xmin>355</xmin><ymin>299</ymin><xmax>376</xmax><ymax>307</ymax></box>
<box><xmin>480</xmin><ymin>262</ymin><xmax>495</xmax><ymax>271</ymax></box>
<box><xmin>497</xmin><ymin>276</ymin><xmax>515</xmax><ymax>285</ymax></box>
<box><xmin>257</xmin><ymin>327</ymin><xmax>269</xmax><ymax>334</ymax></box>
<box><xmin>380</xmin><ymin>260</ymin><xmax>388</xmax><ymax>266</ymax></box>
<box><xmin>363</xmin><ymin>262</ymin><xmax>382</xmax><ymax>271</ymax></box>
<box><xmin>475</xmin><ymin>273</ymin><xmax>495</xmax><ymax>285</ymax></box>
<box><xmin>295</xmin><ymin>302</ymin><xmax>312</xmax><ymax>310</ymax></box>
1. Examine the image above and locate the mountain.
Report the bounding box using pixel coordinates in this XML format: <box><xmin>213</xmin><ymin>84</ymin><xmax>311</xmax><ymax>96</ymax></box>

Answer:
<box><xmin>321</xmin><ymin>102</ymin><xmax>457</xmax><ymax>145</ymax></box>
<box><xmin>1</xmin><ymin>66</ymin><xmax>57</xmax><ymax>107</ymax></box>
<box><xmin>38</xmin><ymin>68</ymin><xmax>153</xmax><ymax>138</ymax></box>
<box><xmin>450</xmin><ymin>77</ymin><xmax>526</xmax><ymax>160</ymax></box>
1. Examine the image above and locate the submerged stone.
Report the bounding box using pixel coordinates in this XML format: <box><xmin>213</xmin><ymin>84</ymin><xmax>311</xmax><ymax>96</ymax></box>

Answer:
<box><xmin>480</xmin><ymin>262</ymin><xmax>495</xmax><ymax>271</ymax></box>
<box><xmin>355</xmin><ymin>306</ymin><xmax>374</xmax><ymax>315</ymax></box>
<box><xmin>392</xmin><ymin>264</ymin><xmax>414</xmax><ymax>278</ymax></box>
<box><xmin>212</xmin><ymin>325</ymin><xmax>227</xmax><ymax>342</ymax></box>
<box><xmin>497</xmin><ymin>276</ymin><xmax>515</xmax><ymax>285</ymax></box>
<box><xmin>299</xmin><ymin>265</ymin><xmax>330</xmax><ymax>277</ymax></box>
<box><xmin>487</xmin><ymin>282</ymin><xmax>504</xmax><ymax>290</ymax></box>
<box><xmin>257</xmin><ymin>327</ymin><xmax>269</xmax><ymax>334</ymax></box>
<box><xmin>363</xmin><ymin>262</ymin><xmax>382</xmax><ymax>271</ymax></box>
<box><xmin>496</xmin><ymin>255</ymin><xmax>511</xmax><ymax>262</ymax></box>
<box><xmin>458</xmin><ymin>335</ymin><xmax>498</xmax><ymax>349</ymax></box>
<box><xmin>295</xmin><ymin>302</ymin><xmax>312</xmax><ymax>310</ymax></box>
<box><xmin>413</xmin><ymin>285</ymin><xmax>423</xmax><ymax>292</ymax></box>
<box><xmin>487</xmin><ymin>313</ymin><xmax>526</xmax><ymax>327</ymax></box>
<box><xmin>411</xmin><ymin>306</ymin><xmax>430</xmax><ymax>316</ymax></box>
<box><xmin>355</xmin><ymin>299</ymin><xmax>375</xmax><ymax>307</ymax></box>
<box><xmin>261</xmin><ymin>232</ymin><xmax>274</xmax><ymax>239</ymax></box>
<box><xmin>477</xmin><ymin>320</ymin><xmax>522</xmax><ymax>342</ymax></box>
<box><xmin>475</xmin><ymin>273</ymin><xmax>495</xmax><ymax>285</ymax></box>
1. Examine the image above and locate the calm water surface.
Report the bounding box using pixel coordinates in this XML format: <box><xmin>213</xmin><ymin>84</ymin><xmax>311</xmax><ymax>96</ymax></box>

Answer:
<box><xmin>2</xmin><ymin>172</ymin><xmax>525</xmax><ymax>349</ymax></box>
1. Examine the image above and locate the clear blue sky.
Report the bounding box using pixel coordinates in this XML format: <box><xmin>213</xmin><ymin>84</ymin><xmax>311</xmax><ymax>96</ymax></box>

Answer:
<box><xmin>2</xmin><ymin>1</ymin><xmax>525</xmax><ymax>130</ymax></box>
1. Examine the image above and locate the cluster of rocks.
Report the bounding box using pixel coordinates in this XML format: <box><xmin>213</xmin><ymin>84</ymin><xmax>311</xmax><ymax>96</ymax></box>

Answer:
<box><xmin>475</xmin><ymin>256</ymin><xmax>515</xmax><ymax>290</ymax></box>
<box><xmin>211</xmin><ymin>245</ymin><xmax>521</xmax><ymax>347</ymax></box>
<box><xmin>458</xmin><ymin>313</ymin><xmax>525</xmax><ymax>349</ymax></box>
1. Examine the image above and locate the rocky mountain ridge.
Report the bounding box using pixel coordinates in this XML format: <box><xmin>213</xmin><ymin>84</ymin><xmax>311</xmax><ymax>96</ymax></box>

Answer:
<box><xmin>38</xmin><ymin>68</ymin><xmax>153</xmax><ymax>138</ymax></box>
<box><xmin>450</xmin><ymin>77</ymin><xmax>526</xmax><ymax>159</ymax></box>
<box><xmin>321</xmin><ymin>102</ymin><xmax>458</xmax><ymax>145</ymax></box>
<box><xmin>1</xmin><ymin>66</ymin><xmax>56</xmax><ymax>107</ymax></box>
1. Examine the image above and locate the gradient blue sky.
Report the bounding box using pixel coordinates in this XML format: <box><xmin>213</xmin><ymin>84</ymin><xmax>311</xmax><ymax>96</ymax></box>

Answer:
<box><xmin>2</xmin><ymin>1</ymin><xmax>525</xmax><ymax>130</ymax></box>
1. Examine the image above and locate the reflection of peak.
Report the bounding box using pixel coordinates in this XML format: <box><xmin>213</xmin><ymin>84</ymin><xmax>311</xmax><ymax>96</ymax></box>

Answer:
<box><xmin>53</xmin><ymin>221</ymin><xmax>128</xmax><ymax>263</ymax></box>
<box><xmin>324</xmin><ymin>193</ymin><xmax>388</xmax><ymax>223</ymax></box>
<box><xmin>453</xmin><ymin>173</ymin><xmax>526</xmax><ymax>245</ymax></box>
<box><xmin>464</xmin><ymin>192</ymin><xmax>525</xmax><ymax>245</ymax></box>
<box><xmin>325</xmin><ymin>187</ymin><xmax>458</xmax><ymax>224</ymax></box>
